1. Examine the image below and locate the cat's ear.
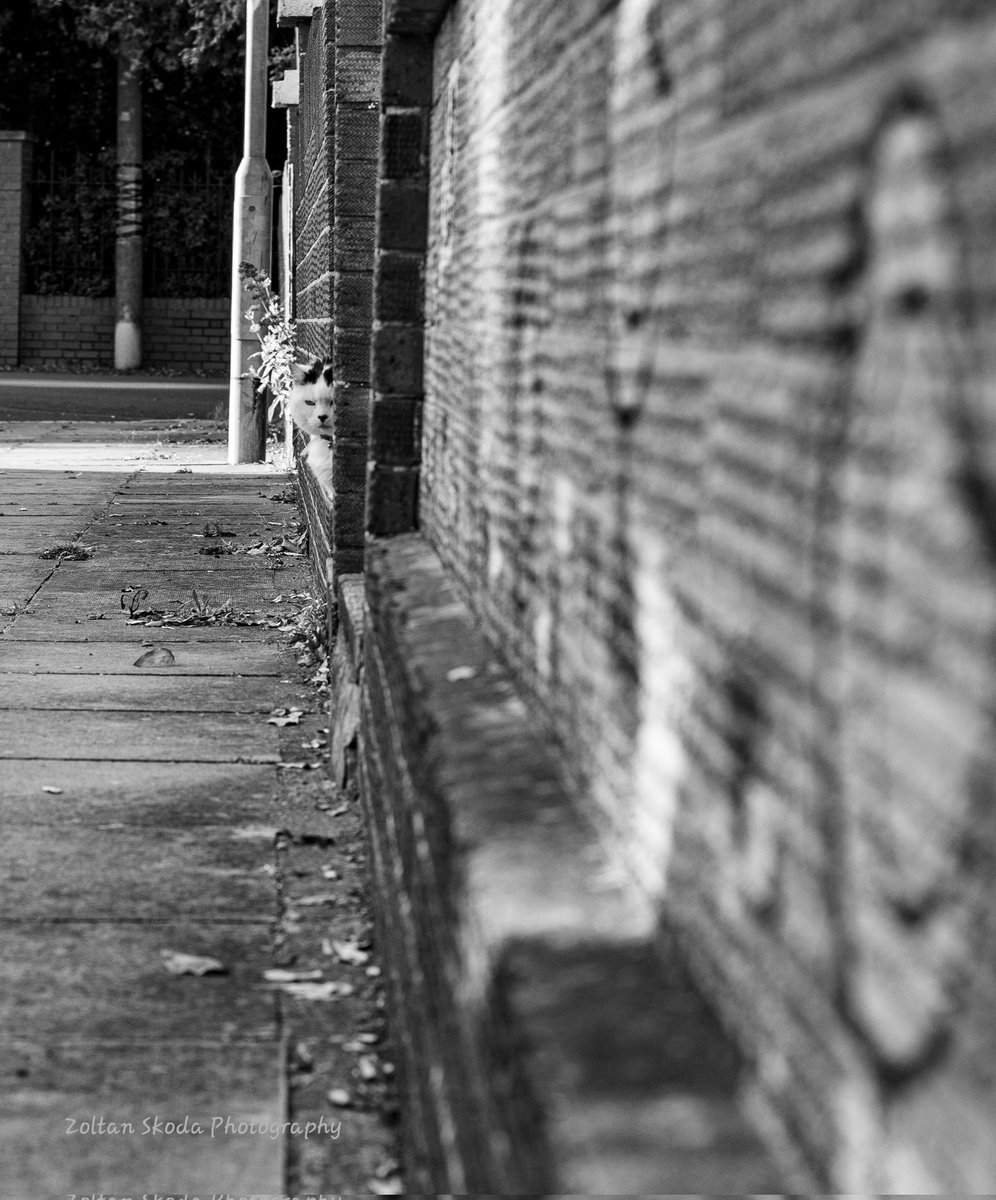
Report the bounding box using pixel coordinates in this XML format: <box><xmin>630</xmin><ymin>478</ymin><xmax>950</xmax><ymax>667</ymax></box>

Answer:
<box><xmin>290</xmin><ymin>360</ymin><xmax>313</xmax><ymax>385</ymax></box>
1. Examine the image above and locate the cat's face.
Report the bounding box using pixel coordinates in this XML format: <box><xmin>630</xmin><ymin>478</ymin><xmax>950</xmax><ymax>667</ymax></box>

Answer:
<box><xmin>288</xmin><ymin>358</ymin><xmax>334</xmax><ymax>437</ymax></box>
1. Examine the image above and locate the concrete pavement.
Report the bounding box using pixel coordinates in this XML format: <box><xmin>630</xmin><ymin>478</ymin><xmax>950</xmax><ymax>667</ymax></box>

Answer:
<box><xmin>0</xmin><ymin>421</ymin><xmax>398</xmax><ymax>1195</ymax></box>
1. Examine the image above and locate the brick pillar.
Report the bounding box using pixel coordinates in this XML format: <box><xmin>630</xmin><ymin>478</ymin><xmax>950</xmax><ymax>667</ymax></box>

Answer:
<box><xmin>0</xmin><ymin>131</ymin><xmax>33</xmax><ymax>365</ymax></box>
<box><xmin>368</xmin><ymin>5</ymin><xmax>444</xmax><ymax>536</ymax></box>
<box><xmin>331</xmin><ymin>0</ymin><xmax>384</xmax><ymax>576</ymax></box>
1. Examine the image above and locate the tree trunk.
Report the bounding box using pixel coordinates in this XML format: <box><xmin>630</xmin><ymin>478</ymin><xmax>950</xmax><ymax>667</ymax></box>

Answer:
<box><xmin>115</xmin><ymin>41</ymin><xmax>142</xmax><ymax>370</ymax></box>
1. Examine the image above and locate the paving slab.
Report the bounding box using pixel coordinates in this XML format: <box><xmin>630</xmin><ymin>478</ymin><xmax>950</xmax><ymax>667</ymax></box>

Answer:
<box><xmin>0</xmin><ymin>672</ymin><xmax>305</xmax><ymax>711</ymax></box>
<box><xmin>0</xmin><ymin>503</ymin><xmax>108</xmax><ymax>519</ymax></box>
<box><xmin>1</xmin><ymin>615</ymin><xmax>286</xmax><ymax>642</ymax></box>
<box><xmin>0</xmin><ymin>921</ymin><xmax>279</xmax><ymax>1042</ymax></box>
<box><xmin>0</xmin><ymin>824</ymin><xmax>276</xmax><ymax>920</ymax></box>
<box><xmin>15</xmin><ymin>585</ymin><xmax>293</xmax><ymax>624</ymax></box>
<box><xmin>54</xmin><ymin>549</ymin><xmax>304</xmax><ymax>571</ymax></box>
<box><xmin>0</xmin><ymin>525</ymin><xmax>97</xmax><ymax>554</ymax></box>
<box><xmin>40</xmin><ymin>567</ymin><xmax>292</xmax><ymax>596</ymax></box>
<box><xmin>0</xmin><ymin>639</ymin><xmax>291</xmax><ymax>676</ymax></box>
<box><xmin>0</xmin><ymin>760</ymin><xmax>281</xmax><ymax>826</ymax></box>
<box><xmin>0</xmin><ymin>1041</ymin><xmax>284</xmax><ymax>1194</ymax></box>
<box><xmin>0</xmin><ymin>431</ymin><xmax>396</xmax><ymax>1190</ymax></box>
<box><xmin>0</xmin><ymin>710</ymin><xmax>282</xmax><ymax>762</ymax></box>
<box><xmin>0</xmin><ymin>560</ymin><xmax>57</xmax><ymax>609</ymax></box>
<box><xmin>0</xmin><ymin>443</ymin><xmax>254</xmax><ymax>471</ymax></box>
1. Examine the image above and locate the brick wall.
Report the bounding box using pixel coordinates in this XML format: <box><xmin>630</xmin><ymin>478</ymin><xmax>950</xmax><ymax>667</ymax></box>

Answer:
<box><xmin>357</xmin><ymin>533</ymin><xmax>780</xmax><ymax>1193</ymax></box>
<box><xmin>0</xmin><ymin>133</ymin><xmax>32</xmax><ymax>365</ymax></box>
<box><xmin>18</xmin><ymin>295</ymin><xmax>229</xmax><ymax>372</ymax></box>
<box><xmin>417</xmin><ymin>0</ymin><xmax>996</xmax><ymax>1192</ymax></box>
<box><xmin>281</xmin><ymin>0</ymin><xmax>996</xmax><ymax>1190</ymax></box>
<box><xmin>290</xmin><ymin>0</ymin><xmax>382</xmax><ymax>586</ymax></box>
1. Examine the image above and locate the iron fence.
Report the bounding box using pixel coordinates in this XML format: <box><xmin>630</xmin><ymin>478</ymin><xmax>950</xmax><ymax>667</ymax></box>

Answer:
<box><xmin>25</xmin><ymin>150</ymin><xmax>235</xmax><ymax>298</ymax></box>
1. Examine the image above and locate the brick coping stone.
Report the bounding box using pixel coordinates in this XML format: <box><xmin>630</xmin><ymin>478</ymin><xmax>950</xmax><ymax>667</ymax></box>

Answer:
<box><xmin>336</xmin><ymin>531</ymin><xmax>783</xmax><ymax>1193</ymax></box>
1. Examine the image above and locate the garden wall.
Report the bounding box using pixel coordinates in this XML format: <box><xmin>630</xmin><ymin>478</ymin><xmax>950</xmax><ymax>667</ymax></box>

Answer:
<box><xmin>18</xmin><ymin>295</ymin><xmax>229</xmax><ymax>372</ymax></box>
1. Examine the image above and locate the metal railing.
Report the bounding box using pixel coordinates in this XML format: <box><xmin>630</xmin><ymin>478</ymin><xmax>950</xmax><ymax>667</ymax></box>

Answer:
<box><xmin>24</xmin><ymin>149</ymin><xmax>235</xmax><ymax>298</ymax></box>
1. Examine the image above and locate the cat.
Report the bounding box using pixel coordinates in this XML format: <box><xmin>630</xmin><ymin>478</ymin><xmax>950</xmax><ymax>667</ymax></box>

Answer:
<box><xmin>288</xmin><ymin>357</ymin><xmax>336</xmax><ymax>493</ymax></box>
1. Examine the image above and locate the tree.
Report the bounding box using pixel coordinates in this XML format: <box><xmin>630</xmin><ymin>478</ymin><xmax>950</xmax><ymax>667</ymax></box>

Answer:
<box><xmin>35</xmin><ymin>0</ymin><xmax>244</xmax><ymax>366</ymax></box>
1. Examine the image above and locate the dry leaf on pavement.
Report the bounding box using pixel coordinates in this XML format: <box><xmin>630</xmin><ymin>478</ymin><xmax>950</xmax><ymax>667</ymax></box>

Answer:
<box><xmin>267</xmin><ymin>707</ymin><xmax>303</xmax><ymax>726</ymax></box>
<box><xmin>160</xmin><ymin>949</ymin><xmax>226</xmax><ymax>976</ymax></box>
<box><xmin>134</xmin><ymin>646</ymin><xmax>176</xmax><ymax>668</ymax></box>
<box><xmin>263</xmin><ymin>968</ymin><xmax>325</xmax><ymax>983</ymax></box>
<box><xmin>279</xmin><ymin>980</ymin><xmax>354</xmax><ymax>1000</ymax></box>
<box><xmin>332</xmin><ymin>939</ymin><xmax>370</xmax><ymax>967</ymax></box>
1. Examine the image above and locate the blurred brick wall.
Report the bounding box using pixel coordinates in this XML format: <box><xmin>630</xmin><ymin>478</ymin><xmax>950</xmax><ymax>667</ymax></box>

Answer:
<box><xmin>19</xmin><ymin>295</ymin><xmax>228</xmax><ymax>371</ymax></box>
<box><xmin>419</xmin><ymin>0</ymin><xmax>996</xmax><ymax>1191</ymax></box>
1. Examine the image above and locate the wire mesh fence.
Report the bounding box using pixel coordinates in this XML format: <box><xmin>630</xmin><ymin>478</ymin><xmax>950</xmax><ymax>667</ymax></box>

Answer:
<box><xmin>24</xmin><ymin>149</ymin><xmax>235</xmax><ymax>298</ymax></box>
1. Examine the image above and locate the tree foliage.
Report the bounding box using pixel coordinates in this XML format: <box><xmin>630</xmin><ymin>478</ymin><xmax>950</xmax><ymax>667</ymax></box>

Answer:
<box><xmin>33</xmin><ymin>0</ymin><xmax>244</xmax><ymax>72</ymax></box>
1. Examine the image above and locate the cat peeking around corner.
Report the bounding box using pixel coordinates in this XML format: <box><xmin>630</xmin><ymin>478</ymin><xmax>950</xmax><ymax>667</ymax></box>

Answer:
<box><xmin>288</xmin><ymin>357</ymin><xmax>335</xmax><ymax>492</ymax></box>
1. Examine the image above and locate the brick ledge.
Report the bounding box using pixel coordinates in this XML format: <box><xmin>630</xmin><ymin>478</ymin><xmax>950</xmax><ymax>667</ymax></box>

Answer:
<box><xmin>348</xmin><ymin>531</ymin><xmax>783</xmax><ymax>1192</ymax></box>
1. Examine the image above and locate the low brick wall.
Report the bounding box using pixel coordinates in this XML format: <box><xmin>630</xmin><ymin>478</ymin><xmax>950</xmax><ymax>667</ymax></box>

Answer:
<box><xmin>18</xmin><ymin>295</ymin><xmax>229</xmax><ymax>373</ymax></box>
<box><xmin>346</xmin><ymin>532</ymin><xmax>782</xmax><ymax>1193</ymax></box>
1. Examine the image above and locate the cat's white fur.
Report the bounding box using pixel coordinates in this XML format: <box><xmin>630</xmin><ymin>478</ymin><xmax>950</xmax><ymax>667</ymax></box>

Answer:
<box><xmin>288</xmin><ymin>358</ymin><xmax>336</xmax><ymax>493</ymax></box>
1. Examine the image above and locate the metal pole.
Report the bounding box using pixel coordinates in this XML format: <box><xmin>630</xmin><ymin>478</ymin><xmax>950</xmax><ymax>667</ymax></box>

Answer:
<box><xmin>114</xmin><ymin>42</ymin><xmax>143</xmax><ymax>370</ymax></box>
<box><xmin>229</xmin><ymin>0</ymin><xmax>273</xmax><ymax>464</ymax></box>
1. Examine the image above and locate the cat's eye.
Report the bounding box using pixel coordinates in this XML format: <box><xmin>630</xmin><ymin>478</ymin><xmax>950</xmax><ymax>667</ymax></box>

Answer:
<box><xmin>305</xmin><ymin>400</ymin><xmax>316</xmax><ymax>406</ymax></box>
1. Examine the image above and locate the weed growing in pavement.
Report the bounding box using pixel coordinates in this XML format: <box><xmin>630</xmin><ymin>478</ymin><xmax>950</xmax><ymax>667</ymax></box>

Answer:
<box><xmin>290</xmin><ymin>595</ymin><xmax>330</xmax><ymax>702</ymax></box>
<box><xmin>38</xmin><ymin>540</ymin><xmax>94</xmax><ymax>561</ymax></box>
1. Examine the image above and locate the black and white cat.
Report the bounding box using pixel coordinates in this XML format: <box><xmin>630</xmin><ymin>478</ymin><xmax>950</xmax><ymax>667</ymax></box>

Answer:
<box><xmin>288</xmin><ymin>357</ymin><xmax>335</xmax><ymax>492</ymax></box>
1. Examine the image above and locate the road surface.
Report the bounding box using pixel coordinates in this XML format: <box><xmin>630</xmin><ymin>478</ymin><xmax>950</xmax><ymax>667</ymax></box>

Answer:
<box><xmin>0</xmin><ymin>372</ymin><xmax>228</xmax><ymax>422</ymax></box>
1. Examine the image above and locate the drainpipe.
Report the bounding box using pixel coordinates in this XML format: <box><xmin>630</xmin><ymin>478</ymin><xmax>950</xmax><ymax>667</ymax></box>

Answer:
<box><xmin>229</xmin><ymin>0</ymin><xmax>273</xmax><ymax>464</ymax></box>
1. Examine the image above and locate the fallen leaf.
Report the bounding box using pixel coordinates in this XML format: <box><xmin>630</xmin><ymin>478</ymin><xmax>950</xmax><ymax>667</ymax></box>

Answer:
<box><xmin>333</xmin><ymin>939</ymin><xmax>370</xmax><ymax>966</ymax></box>
<box><xmin>278</xmin><ymin>980</ymin><xmax>354</xmax><ymax>1000</ymax></box>
<box><xmin>263</xmin><ymin>968</ymin><xmax>324</xmax><ymax>983</ymax></box>
<box><xmin>160</xmin><ymin>949</ymin><xmax>226</xmax><ymax>977</ymax></box>
<box><xmin>267</xmin><ymin>708</ymin><xmax>303</xmax><ymax>727</ymax></box>
<box><xmin>367</xmin><ymin>1176</ymin><xmax>403</xmax><ymax>1195</ymax></box>
<box><xmin>446</xmin><ymin>665</ymin><xmax>477</xmax><ymax>682</ymax></box>
<box><xmin>327</xmin><ymin>1088</ymin><xmax>352</xmax><ymax>1107</ymax></box>
<box><xmin>134</xmin><ymin>646</ymin><xmax>176</xmax><ymax>668</ymax></box>
<box><xmin>296</xmin><ymin>894</ymin><xmax>338</xmax><ymax>908</ymax></box>
<box><xmin>358</xmin><ymin>1054</ymin><xmax>379</xmax><ymax>1081</ymax></box>
<box><xmin>41</xmin><ymin>785</ymin><xmax>63</xmax><ymax>795</ymax></box>
<box><xmin>321</xmin><ymin>866</ymin><xmax>340</xmax><ymax>880</ymax></box>
<box><xmin>230</xmin><ymin>824</ymin><xmax>282</xmax><ymax>841</ymax></box>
